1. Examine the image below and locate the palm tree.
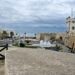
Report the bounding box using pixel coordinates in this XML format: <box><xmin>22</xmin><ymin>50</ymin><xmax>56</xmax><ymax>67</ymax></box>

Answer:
<box><xmin>2</xmin><ymin>31</ymin><xmax>8</xmax><ymax>39</ymax></box>
<box><xmin>24</xmin><ymin>32</ymin><xmax>26</xmax><ymax>38</ymax></box>
<box><xmin>10</xmin><ymin>31</ymin><xmax>14</xmax><ymax>38</ymax></box>
<box><xmin>35</xmin><ymin>33</ymin><xmax>36</xmax><ymax>39</ymax></box>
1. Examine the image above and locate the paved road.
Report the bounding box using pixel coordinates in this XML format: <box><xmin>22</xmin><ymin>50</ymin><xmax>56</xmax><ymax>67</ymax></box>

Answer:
<box><xmin>6</xmin><ymin>48</ymin><xmax>75</xmax><ymax>75</ymax></box>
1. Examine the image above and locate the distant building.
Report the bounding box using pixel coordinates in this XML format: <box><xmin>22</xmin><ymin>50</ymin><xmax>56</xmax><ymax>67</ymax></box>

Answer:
<box><xmin>36</xmin><ymin>33</ymin><xmax>50</xmax><ymax>41</ymax></box>
<box><xmin>36</xmin><ymin>32</ymin><xmax>66</xmax><ymax>42</ymax></box>
<box><xmin>36</xmin><ymin>33</ymin><xmax>58</xmax><ymax>41</ymax></box>
<box><xmin>18</xmin><ymin>33</ymin><xmax>37</xmax><ymax>45</ymax></box>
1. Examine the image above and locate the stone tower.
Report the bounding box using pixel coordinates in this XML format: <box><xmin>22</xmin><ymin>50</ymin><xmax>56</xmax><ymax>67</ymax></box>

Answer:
<box><xmin>66</xmin><ymin>16</ymin><xmax>75</xmax><ymax>34</ymax></box>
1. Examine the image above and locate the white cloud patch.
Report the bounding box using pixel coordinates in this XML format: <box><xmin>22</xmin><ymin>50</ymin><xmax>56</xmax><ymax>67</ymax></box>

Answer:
<box><xmin>0</xmin><ymin>0</ymin><xmax>75</xmax><ymax>25</ymax></box>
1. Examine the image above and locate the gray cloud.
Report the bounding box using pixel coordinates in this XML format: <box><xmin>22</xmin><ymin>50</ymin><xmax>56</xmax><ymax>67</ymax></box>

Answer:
<box><xmin>0</xmin><ymin>0</ymin><xmax>75</xmax><ymax>27</ymax></box>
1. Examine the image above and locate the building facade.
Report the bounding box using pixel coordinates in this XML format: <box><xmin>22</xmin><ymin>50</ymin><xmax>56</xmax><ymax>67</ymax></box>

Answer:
<box><xmin>36</xmin><ymin>33</ymin><xmax>51</xmax><ymax>41</ymax></box>
<box><xmin>36</xmin><ymin>32</ymin><xmax>63</xmax><ymax>41</ymax></box>
<box><xmin>65</xmin><ymin>16</ymin><xmax>75</xmax><ymax>52</ymax></box>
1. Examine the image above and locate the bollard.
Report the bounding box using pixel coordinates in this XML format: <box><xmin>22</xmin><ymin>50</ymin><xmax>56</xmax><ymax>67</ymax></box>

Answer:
<box><xmin>6</xmin><ymin>44</ymin><xmax>8</xmax><ymax>50</ymax></box>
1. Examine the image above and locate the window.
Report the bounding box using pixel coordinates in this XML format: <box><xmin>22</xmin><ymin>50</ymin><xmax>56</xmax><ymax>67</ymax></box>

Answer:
<box><xmin>72</xmin><ymin>26</ymin><xmax>75</xmax><ymax>30</ymax></box>
<box><xmin>72</xmin><ymin>21</ymin><xmax>75</xmax><ymax>23</ymax></box>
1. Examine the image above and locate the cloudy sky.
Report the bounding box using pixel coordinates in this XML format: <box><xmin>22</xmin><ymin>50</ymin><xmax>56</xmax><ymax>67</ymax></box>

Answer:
<box><xmin>0</xmin><ymin>0</ymin><xmax>75</xmax><ymax>32</ymax></box>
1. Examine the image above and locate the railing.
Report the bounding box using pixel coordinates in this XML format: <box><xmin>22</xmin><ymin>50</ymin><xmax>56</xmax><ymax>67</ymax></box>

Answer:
<box><xmin>0</xmin><ymin>44</ymin><xmax>8</xmax><ymax>60</ymax></box>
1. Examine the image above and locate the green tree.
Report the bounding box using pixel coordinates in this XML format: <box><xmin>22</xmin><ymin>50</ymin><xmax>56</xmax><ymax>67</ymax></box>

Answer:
<box><xmin>2</xmin><ymin>31</ymin><xmax>8</xmax><ymax>39</ymax></box>
<box><xmin>10</xmin><ymin>31</ymin><xmax>14</xmax><ymax>38</ymax></box>
<box><xmin>59</xmin><ymin>36</ymin><xmax>63</xmax><ymax>41</ymax></box>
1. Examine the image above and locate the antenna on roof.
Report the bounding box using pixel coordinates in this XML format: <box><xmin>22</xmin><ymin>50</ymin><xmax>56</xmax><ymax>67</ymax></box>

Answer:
<box><xmin>71</xmin><ymin>7</ymin><xmax>73</xmax><ymax>18</ymax></box>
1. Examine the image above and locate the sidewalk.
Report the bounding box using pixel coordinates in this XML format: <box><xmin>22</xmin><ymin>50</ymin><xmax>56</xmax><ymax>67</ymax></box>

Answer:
<box><xmin>5</xmin><ymin>47</ymin><xmax>75</xmax><ymax>75</ymax></box>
